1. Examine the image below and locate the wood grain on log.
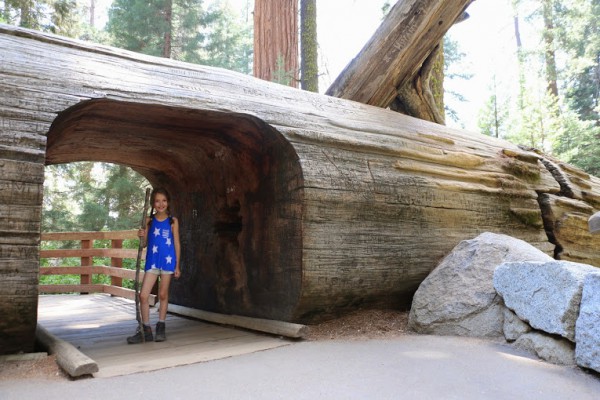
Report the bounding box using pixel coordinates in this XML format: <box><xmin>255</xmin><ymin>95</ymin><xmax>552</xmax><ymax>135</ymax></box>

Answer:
<box><xmin>1</xmin><ymin>25</ymin><xmax>600</xmax><ymax>354</ymax></box>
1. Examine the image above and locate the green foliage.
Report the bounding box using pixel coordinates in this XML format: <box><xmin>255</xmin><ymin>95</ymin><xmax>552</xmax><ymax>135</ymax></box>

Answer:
<box><xmin>553</xmin><ymin>0</ymin><xmax>600</xmax><ymax>123</ymax></box>
<box><xmin>107</xmin><ymin>0</ymin><xmax>175</xmax><ymax>56</ymax></box>
<box><xmin>552</xmin><ymin>111</ymin><xmax>600</xmax><ymax>176</ymax></box>
<box><xmin>0</xmin><ymin>0</ymin><xmax>87</xmax><ymax>37</ymax></box>
<box><xmin>444</xmin><ymin>36</ymin><xmax>473</xmax><ymax>125</ymax></box>
<box><xmin>193</xmin><ymin>0</ymin><xmax>253</xmax><ymax>73</ymax></box>
<box><xmin>40</xmin><ymin>230</ymin><xmax>141</xmax><ymax>286</ymax></box>
<box><xmin>271</xmin><ymin>54</ymin><xmax>295</xmax><ymax>86</ymax></box>
<box><xmin>478</xmin><ymin>79</ymin><xmax>509</xmax><ymax>139</ymax></box>
<box><xmin>476</xmin><ymin>0</ymin><xmax>599</xmax><ymax>177</ymax></box>
<box><xmin>43</xmin><ymin>162</ymin><xmax>149</xmax><ymax>232</ymax></box>
<box><xmin>105</xmin><ymin>0</ymin><xmax>252</xmax><ymax>71</ymax></box>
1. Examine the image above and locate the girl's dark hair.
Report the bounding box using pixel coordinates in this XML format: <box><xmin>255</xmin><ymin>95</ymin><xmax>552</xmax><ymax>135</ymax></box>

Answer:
<box><xmin>148</xmin><ymin>187</ymin><xmax>174</xmax><ymax>225</ymax></box>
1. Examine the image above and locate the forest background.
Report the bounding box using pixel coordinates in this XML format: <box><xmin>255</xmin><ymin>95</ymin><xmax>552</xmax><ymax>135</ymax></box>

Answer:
<box><xmin>1</xmin><ymin>0</ymin><xmax>598</xmax><ymax>243</ymax></box>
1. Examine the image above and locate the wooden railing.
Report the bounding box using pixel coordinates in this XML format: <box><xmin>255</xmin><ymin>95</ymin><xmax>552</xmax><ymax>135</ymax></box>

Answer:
<box><xmin>39</xmin><ymin>230</ymin><xmax>156</xmax><ymax>304</ymax></box>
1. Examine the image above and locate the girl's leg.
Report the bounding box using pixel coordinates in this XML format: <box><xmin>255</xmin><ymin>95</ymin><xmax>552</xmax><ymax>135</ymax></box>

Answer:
<box><xmin>157</xmin><ymin>274</ymin><xmax>172</xmax><ymax>321</ymax></box>
<box><xmin>139</xmin><ymin>272</ymin><xmax>159</xmax><ymax>324</ymax></box>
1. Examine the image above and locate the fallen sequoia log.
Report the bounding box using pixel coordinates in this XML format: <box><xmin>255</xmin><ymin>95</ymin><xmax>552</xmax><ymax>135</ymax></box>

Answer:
<box><xmin>1</xmin><ymin>25</ymin><xmax>600</xmax><ymax>353</ymax></box>
<box><xmin>326</xmin><ymin>0</ymin><xmax>473</xmax><ymax>116</ymax></box>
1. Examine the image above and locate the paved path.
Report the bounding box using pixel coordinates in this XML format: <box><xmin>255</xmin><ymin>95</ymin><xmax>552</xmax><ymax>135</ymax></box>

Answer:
<box><xmin>2</xmin><ymin>335</ymin><xmax>599</xmax><ymax>399</ymax></box>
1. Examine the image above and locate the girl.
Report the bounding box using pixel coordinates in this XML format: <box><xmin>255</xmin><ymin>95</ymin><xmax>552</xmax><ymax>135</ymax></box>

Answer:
<box><xmin>127</xmin><ymin>187</ymin><xmax>181</xmax><ymax>344</ymax></box>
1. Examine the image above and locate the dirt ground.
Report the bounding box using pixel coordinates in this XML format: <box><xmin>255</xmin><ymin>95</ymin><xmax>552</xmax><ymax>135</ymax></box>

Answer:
<box><xmin>0</xmin><ymin>309</ymin><xmax>410</xmax><ymax>382</ymax></box>
<box><xmin>0</xmin><ymin>354</ymin><xmax>70</xmax><ymax>382</ymax></box>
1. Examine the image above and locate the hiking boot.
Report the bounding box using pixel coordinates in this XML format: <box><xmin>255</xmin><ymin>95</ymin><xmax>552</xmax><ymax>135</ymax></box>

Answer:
<box><xmin>127</xmin><ymin>325</ymin><xmax>153</xmax><ymax>344</ymax></box>
<box><xmin>155</xmin><ymin>321</ymin><xmax>166</xmax><ymax>342</ymax></box>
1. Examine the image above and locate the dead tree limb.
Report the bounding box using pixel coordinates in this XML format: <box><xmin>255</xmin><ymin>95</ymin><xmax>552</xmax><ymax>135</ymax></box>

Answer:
<box><xmin>326</xmin><ymin>0</ymin><xmax>473</xmax><ymax>120</ymax></box>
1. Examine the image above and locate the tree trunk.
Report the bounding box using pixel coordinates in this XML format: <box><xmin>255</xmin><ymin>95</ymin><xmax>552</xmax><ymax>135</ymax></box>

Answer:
<box><xmin>326</xmin><ymin>0</ymin><xmax>472</xmax><ymax>123</ymax></box>
<box><xmin>162</xmin><ymin>0</ymin><xmax>173</xmax><ymax>58</ymax></box>
<box><xmin>542</xmin><ymin>0</ymin><xmax>559</xmax><ymax>98</ymax></box>
<box><xmin>300</xmin><ymin>0</ymin><xmax>318</xmax><ymax>92</ymax></box>
<box><xmin>253</xmin><ymin>0</ymin><xmax>299</xmax><ymax>87</ymax></box>
<box><xmin>4</xmin><ymin>24</ymin><xmax>600</xmax><ymax>352</ymax></box>
<box><xmin>391</xmin><ymin>43</ymin><xmax>445</xmax><ymax>124</ymax></box>
<box><xmin>89</xmin><ymin>0</ymin><xmax>95</xmax><ymax>27</ymax></box>
<box><xmin>513</xmin><ymin>3</ymin><xmax>526</xmax><ymax>111</ymax></box>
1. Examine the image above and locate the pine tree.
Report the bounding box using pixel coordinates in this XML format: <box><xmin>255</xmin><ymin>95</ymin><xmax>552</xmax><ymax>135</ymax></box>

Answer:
<box><xmin>193</xmin><ymin>0</ymin><xmax>252</xmax><ymax>73</ymax></box>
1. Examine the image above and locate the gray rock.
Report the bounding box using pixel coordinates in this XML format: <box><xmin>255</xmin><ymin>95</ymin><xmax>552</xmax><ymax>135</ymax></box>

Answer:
<box><xmin>494</xmin><ymin>260</ymin><xmax>599</xmax><ymax>341</ymax></box>
<box><xmin>515</xmin><ymin>332</ymin><xmax>576</xmax><ymax>366</ymax></box>
<box><xmin>503</xmin><ymin>308</ymin><xmax>531</xmax><ymax>342</ymax></box>
<box><xmin>588</xmin><ymin>210</ymin><xmax>600</xmax><ymax>234</ymax></box>
<box><xmin>575</xmin><ymin>273</ymin><xmax>600</xmax><ymax>373</ymax></box>
<box><xmin>408</xmin><ymin>232</ymin><xmax>552</xmax><ymax>338</ymax></box>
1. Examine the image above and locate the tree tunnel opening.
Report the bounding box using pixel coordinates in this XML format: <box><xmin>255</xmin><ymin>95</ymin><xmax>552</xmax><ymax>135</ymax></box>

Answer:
<box><xmin>45</xmin><ymin>99</ymin><xmax>304</xmax><ymax>322</ymax></box>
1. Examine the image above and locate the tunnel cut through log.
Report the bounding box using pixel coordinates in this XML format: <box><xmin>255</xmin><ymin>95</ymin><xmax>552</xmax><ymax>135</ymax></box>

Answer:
<box><xmin>46</xmin><ymin>99</ymin><xmax>304</xmax><ymax>321</ymax></box>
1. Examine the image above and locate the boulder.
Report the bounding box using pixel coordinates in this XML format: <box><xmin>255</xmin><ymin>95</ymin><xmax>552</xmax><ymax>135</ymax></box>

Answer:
<box><xmin>588</xmin><ymin>210</ymin><xmax>600</xmax><ymax>234</ymax></box>
<box><xmin>408</xmin><ymin>232</ymin><xmax>552</xmax><ymax>338</ymax></box>
<box><xmin>575</xmin><ymin>273</ymin><xmax>600</xmax><ymax>373</ymax></box>
<box><xmin>494</xmin><ymin>260</ymin><xmax>599</xmax><ymax>341</ymax></box>
<box><xmin>514</xmin><ymin>332</ymin><xmax>576</xmax><ymax>366</ymax></box>
<box><xmin>503</xmin><ymin>308</ymin><xmax>531</xmax><ymax>342</ymax></box>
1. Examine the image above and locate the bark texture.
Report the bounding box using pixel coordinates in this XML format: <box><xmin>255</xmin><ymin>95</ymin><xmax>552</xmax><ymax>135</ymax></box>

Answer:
<box><xmin>300</xmin><ymin>0</ymin><xmax>318</xmax><ymax>92</ymax></box>
<box><xmin>326</xmin><ymin>0</ymin><xmax>472</xmax><ymax>122</ymax></box>
<box><xmin>253</xmin><ymin>0</ymin><xmax>298</xmax><ymax>87</ymax></box>
<box><xmin>1</xmin><ymin>26</ymin><xmax>600</xmax><ymax>354</ymax></box>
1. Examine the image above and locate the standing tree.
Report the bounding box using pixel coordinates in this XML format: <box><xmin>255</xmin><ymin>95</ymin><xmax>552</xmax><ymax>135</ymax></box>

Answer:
<box><xmin>195</xmin><ymin>0</ymin><xmax>253</xmax><ymax>73</ymax></box>
<box><xmin>542</xmin><ymin>0</ymin><xmax>559</xmax><ymax>98</ymax></box>
<box><xmin>1</xmin><ymin>0</ymin><xmax>80</xmax><ymax>34</ymax></box>
<box><xmin>478</xmin><ymin>76</ymin><xmax>509</xmax><ymax>139</ymax></box>
<box><xmin>108</xmin><ymin>0</ymin><xmax>174</xmax><ymax>58</ymax></box>
<box><xmin>253</xmin><ymin>0</ymin><xmax>298</xmax><ymax>87</ymax></box>
<box><xmin>300</xmin><ymin>0</ymin><xmax>318</xmax><ymax>92</ymax></box>
<box><xmin>108</xmin><ymin>0</ymin><xmax>210</xmax><ymax>59</ymax></box>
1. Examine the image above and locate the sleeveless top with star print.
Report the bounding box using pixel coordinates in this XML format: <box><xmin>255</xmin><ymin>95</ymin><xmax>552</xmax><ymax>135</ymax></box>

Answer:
<box><xmin>145</xmin><ymin>216</ymin><xmax>176</xmax><ymax>272</ymax></box>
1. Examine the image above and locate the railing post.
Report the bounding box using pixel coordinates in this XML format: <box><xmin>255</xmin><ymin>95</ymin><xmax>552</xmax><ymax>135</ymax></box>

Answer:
<box><xmin>80</xmin><ymin>239</ymin><xmax>92</xmax><ymax>294</ymax></box>
<box><xmin>111</xmin><ymin>239</ymin><xmax>123</xmax><ymax>288</ymax></box>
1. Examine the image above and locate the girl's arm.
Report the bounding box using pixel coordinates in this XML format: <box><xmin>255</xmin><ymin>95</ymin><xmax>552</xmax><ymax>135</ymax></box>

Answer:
<box><xmin>172</xmin><ymin>217</ymin><xmax>182</xmax><ymax>278</ymax></box>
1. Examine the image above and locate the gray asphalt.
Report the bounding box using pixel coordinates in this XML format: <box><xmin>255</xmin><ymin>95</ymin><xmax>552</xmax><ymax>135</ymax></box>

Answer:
<box><xmin>2</xmin><ymin>335</ymin><xmax>599</xmax><ymax>400</ymax></box>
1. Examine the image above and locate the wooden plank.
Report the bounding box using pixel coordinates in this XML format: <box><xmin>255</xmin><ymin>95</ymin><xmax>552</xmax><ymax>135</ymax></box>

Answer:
<box><xmin>168</xmin><ymin>304</ymin><xmax>308</xmax><ymax>338</ymax></box>
<box><xmin>39</xmin><ymin>284</ymin><xmax>105</xmax><ymax>294</ymax></box>
<box><xmin>41</xmin><ymin>230</ymin><xmax>138</xmax><ymax>241</ymax></box>
<box><xmin>40</xmin><ymin>265</ymin><xmax>140</xmax><ymax>280</ymax></box>
<box><xmin>92</xmin><ymin>335</ymin><xmax>288</xmax><ymax>378</ymax></box>
<box><xmin>37</xmin><ymin>294</ymin><xmax>290</xmax><ymax>378</ymax></box>
<box><xmin>36</xmin><ymin>324</ymin><xmax>99</xmax><ymax>377</ymax></box>
<box><xmin>103</xmin><ymin>285</ymin><xmax>157</xmax><ymax>305</ymax></box>
<box><xmin>40</xmin><ymin>248</ymin><xmax>140</xmax><ymax>259</ymax></box>
<box><xmin>38</xmin><ymin>283</ymin><xmax>156</xmax><ymax>304</ymax></box>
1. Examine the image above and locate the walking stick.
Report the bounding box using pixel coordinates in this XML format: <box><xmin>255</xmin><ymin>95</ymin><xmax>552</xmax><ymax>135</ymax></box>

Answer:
<box><xmin>134</xmin><ymin>187</ymin><xmax>152</xmax><ymax>342</ymax></box>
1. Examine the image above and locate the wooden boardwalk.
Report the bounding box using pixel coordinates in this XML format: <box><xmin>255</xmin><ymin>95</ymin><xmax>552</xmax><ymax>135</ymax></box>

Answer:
<box><xmin>38</xmin><ymin>294</ymin><xmax>291</xmax><ymax>378</ymax></box>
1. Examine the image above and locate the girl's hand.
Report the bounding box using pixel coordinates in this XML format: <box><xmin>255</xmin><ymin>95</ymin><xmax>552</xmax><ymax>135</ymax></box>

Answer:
<box><xmin>174</xmin><ymin>266</ymin><xmax>181</xmax><ymax>279</ymax></box>
<box><xmin>137</xmin><ymin>228</ymin><xmax>146</xmax><ymax>238</ymax></box>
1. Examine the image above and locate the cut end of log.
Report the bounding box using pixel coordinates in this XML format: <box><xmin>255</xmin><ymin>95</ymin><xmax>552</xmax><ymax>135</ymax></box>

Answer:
<box><xmin>35</xmin><ymin>324</ymin><xmax>99</xmax><ymax>377</ymax></box>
